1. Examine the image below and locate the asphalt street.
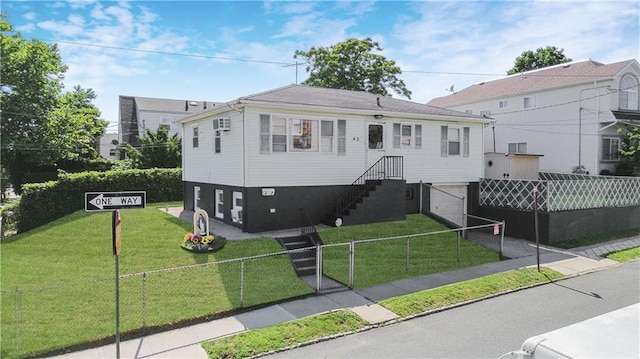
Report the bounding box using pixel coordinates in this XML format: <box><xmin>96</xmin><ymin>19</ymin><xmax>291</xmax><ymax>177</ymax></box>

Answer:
<box><xmin>265</xmin><ymin>260</ymin><xmax>640</xmax><ymax>359</ymax></box>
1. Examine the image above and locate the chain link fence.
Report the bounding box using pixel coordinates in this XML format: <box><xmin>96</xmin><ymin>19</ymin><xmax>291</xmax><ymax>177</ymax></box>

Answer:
<box><xmin>2</xmin><ymin>219</ymin><xmax>506</xmax><ymax>358</ymax></box>
<box><xmin>0</xmin><ymin>250</ymin><xmax>312</xmax><ymax>359</ymax></box>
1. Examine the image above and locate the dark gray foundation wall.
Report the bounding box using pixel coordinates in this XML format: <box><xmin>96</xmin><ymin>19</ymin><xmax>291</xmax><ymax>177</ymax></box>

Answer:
<box><xmin>184</xmin><ymin>180</ymin><xmax>416</xmax><ymax>233</ymax></box>
<box><xmin>467</xmin><ymin>182</ymin><xmax>640</xmax><ymax>244</ymax></box>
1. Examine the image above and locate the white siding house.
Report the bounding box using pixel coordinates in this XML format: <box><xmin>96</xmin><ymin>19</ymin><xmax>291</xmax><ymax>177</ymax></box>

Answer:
<box><xmin>428</xmin><ymin>59</ymin><xmax>640</xmax><ymax>175</ymax></box>
<box><xmin>118</xmin><ymin>96</ymin><xmax>220</xmax><ymax>159</ymax></box>
<box><xmin>180</xmin><ymin>85</ymin><xmax>488</xmax><ymax>232</ymax></box>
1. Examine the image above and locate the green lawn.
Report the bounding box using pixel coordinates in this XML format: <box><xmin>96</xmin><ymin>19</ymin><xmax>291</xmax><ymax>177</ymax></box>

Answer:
<box><xmin>0</xmin><ymin>203</ymin><xmax>311</xmax><ymax>358</ymax></box>
<box><xmin>0</xmin><ymin>204</ymin><xmax>498</xmax><ymax>358</ymax></box>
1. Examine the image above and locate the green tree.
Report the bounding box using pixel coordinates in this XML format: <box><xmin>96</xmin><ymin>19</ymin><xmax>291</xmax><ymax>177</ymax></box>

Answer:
<box><xmin>1</xmin><ymin>15</ymin><xmax>67</xmax><ymax>192</ymax></box>
<box><xmin>619</xmin><ymin>126</ymin><xmax>640</xmax><ymax>175</ymax></box>
<box><xmin>1</xmin><ymin>15</ymin><xmax>108</xmax><ymax>192</ymax></box>
<box><xmin>294</xmin><ymin>37</ymin><xmax>412</xmax><ymax>99</ymax></box>
<box><xmin>507</xmin><ymin>46</ymin><xmax>572</xmax><ymax>75</ymax></box>
<box><xmin>124</xmin><ymin>126</ymin><xmax>181</xmax><ymax>169</ymax></box>
<box><xmin>46</xmin><ymin>86</ymin><xmax>108</xmax><ymax>161</ymax></box>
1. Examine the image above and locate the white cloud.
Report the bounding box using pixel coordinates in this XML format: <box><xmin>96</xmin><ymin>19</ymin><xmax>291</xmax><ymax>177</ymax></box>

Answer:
<box><xmin>23</xmin><ymin>12</ymin><xmax>36</xmax><ymax>21</ymax></box>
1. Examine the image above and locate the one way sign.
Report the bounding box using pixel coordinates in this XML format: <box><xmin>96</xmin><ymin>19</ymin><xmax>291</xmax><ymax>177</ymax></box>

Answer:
<box><xmin>85</xmin><ymin>191</ymin><xmax>147</xmax><ymax>212</ymax></box>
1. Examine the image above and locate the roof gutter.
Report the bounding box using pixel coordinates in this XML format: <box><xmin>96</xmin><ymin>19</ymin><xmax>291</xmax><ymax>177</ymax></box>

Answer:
<box><xmin>235</xmin><ymin>99</ymin><xmax>490</xmax><ymax>124</ymax></box>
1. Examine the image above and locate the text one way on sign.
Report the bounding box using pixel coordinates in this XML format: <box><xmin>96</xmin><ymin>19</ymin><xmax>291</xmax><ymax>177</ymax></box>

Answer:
<box><xmin>85</xmin><ymin>192</ymin><xmax>147</xmax><ymax>211</ymax></box>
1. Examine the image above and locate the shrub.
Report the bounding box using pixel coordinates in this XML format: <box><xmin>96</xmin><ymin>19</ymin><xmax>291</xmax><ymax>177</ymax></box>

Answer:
<box><xmin>12</xmin><ymin>168</ymin><xmax>182</xmax><ymax>234</ymax></box>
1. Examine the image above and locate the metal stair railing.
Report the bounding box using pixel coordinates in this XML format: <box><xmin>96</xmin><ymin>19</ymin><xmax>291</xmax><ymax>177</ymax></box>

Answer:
<box><xmin>335</xmin><ymin>156</ymin><xmax>404</xmax><ymax>219</ymax></box>
<box><xmin>300</xmin><ymin>208</ymin><xmax>322</xmax><ymax>245</ymax></box>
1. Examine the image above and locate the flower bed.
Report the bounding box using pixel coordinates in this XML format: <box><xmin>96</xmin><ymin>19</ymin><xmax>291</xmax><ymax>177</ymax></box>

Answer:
<box><xmin>181</xmin><ymin>232</ymin><xmax>226</xmax><ymax>253</ymax></box>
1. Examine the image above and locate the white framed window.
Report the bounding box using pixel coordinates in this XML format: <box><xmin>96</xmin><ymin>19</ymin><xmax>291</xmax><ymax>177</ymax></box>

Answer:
<box><xmin>415</xmin><ymin>124</ymin><xmax>422</xmax><ymax>149</ymax></box>
<box><xmin>291</xmin><ymin>119</ymin><xmax>319</xmax><ymax>152</ymax></box>
<box><xmin>464</xmin><ymin>109</ymin><xmax>473</xmax><ymax>114</ymax></box>
<box><xmin>231</xmin><ymin>191</ymin><xmax>243</xmax><ymax>224</ymax></box>
<box><xmin>524</xmin><ymin>96</ymin><xmax>536</xmax><ymax>109</ymax></box>
<box><xmin>272</xmin><ymin>117</ymin><xmax>287</xmax><ymax>152</ymax></box>
<box><xmin>393</xmin><ymin>123</ymin><xmax>418</xmax><ymax>148</ymax></box>
<box><xmin>194</xmin><ymin>186</ymin><xmax>201</xmax><ymax>210</ymax></box>
<box><xmin>215</xmin><ymin>189</ymin><xmax>224</xmax><ymax>219</ymax></box>
<box><xmin>401</xmin><ymin>124</ymin><xmax>412</xmax><ymax>147</ymax></box>
<box><xmin>480</xmin><ymin>110</ymin><xmax>491</xmax><ymax>117</ymax></box>
<box><xmin>508</xmin><ymin>142</ymin><xmax>527</xmax><ymax>154</ymax></box>
<box><xmin>393</xmin><ymin>123</ymin><xmax>401</xmax><ymax>148</ymax></box>
<box><xmin>212</xmin><ymin>121</ymin><xmax>221</xmax><ymax>153</ymax></box>
<box><xmin>337</xmin><ymin>119</ymin><xmax>346</xmax><ymax>155</ymax></box>
<box><xmin>260</xmin><ymin>114</ymin><xmax>270</xmax><ymax>153</ymax></box>
<box><xmin>602</xmin><ymin>137</ymin><xmax>621</xmax><ymax>161</ymax></box>
<box><xmin>441</xmin><ymin>126</ymin><xmax>469</xmax><ymax>157</ymax></box>
<box><xmin>499</xmin><ymin>100</ymin><xmax>508</xmax><ymax>108</ymax></box>
<box><xmin>321</xmin><ymin>120</ymin><xmax>333</xmax><ymax>152</ymax></box>
<box><xmin>192</xmin><ymin>126</ymin><xmax>199</xmax><ymax>148</ymax></box>
<box><xmin>463</xmin><ymin>127</ymin><xmax>470</xmax><ymax>157</ymax></box>
<box><xmin>620</xmin><ymin>74</ymin><xmax>639</xmax><ymax>110</ymax></box>
<box><xmin>261</xmin><ymin>115</ymin><xmax>341</xmax><ymax>154</ymax></box>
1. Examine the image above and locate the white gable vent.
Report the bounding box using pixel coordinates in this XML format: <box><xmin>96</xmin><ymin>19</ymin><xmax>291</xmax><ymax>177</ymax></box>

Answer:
<box><xmin>213</xmin><ymin>118</ymin><xmax>231</xmax><ymax>131</ymax></box>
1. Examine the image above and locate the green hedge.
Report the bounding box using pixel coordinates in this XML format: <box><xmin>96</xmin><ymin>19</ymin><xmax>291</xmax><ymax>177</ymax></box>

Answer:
<box><xmin>5</xmin><ymin>168</ymin><xmax>182</xmax><ymax>234</ymax></box>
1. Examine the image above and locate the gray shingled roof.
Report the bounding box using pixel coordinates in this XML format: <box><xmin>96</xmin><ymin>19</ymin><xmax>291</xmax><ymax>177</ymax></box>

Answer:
<box><xmin>236</xmin><ymin>84</ymin><xmax>485</xmax><ymax>120</ymax></box>
<box><xmin>132</xmin><ymin>96</ymin><xmax>222</xmax><ymax>114</ymax></box>
<box><xmin>427</xmin><ymin>59</ymin><xmax>636</xmax><ymax>107</ymax></box>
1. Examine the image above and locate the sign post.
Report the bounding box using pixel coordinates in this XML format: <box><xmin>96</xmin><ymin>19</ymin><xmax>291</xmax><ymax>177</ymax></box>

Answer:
<box><xmin>112</xmin><ymin>210</ymin><xmax>121</xmax><ymax>359</ymax></box>
<box><xmin>533</xmin><ymin>186</ymin><xmax>540</xmax><ymax>272</ymax></box>
<box><xmin>85</xmin><ymin>191</ymin><xmax>146</xmax><ymax>359</ymax></box>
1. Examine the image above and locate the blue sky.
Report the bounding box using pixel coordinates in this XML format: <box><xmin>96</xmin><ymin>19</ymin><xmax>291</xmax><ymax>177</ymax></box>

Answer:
<box><xmin>3</xmin><ymin>0</ymin><xmax>639</xmax><ymax>132</ymax></box>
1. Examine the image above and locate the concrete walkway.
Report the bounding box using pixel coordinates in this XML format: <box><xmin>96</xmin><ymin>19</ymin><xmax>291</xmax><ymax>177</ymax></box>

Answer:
<box><xmin>48</xmin><ymin>209</ymin><xmax>639</xmax><ymax>359</ymax></box>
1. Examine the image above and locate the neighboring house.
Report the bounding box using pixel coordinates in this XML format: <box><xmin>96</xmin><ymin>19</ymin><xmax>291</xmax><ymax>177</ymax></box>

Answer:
<box><xmin>98</xmin><ymin>132</ymin><xmax>119</xmax><ymax>159</ymax></box>
<box><xmin>118</xmin><ymin>95</ymin><xmax>220</xmax><ymax>159</ymax></box>
<box><xmin>179</xmin><ymin>84</ymin><xmax>488</xmax><ymax>233</ymax></box>
<box><xmin>428</xmin><ymin>59</ymin><xmax>640</xmax><ymax>175</ymax></box>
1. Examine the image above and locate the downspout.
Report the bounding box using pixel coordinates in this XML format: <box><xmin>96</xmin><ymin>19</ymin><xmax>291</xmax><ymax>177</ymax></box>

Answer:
<box><xmin>242</xmin><ymin>106</ymin><xmax>247</xmax><ymax>232</ymax></box>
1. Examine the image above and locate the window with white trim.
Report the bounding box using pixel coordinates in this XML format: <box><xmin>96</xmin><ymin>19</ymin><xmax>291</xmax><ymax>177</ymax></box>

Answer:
<box><xmin>192</xmin><ymin>126</ymin><xmax>199</xmax><ymax>148</ymax></box>
<box><xmin>393</xmin><ymin>123</ymin><xmax>419</xmax><ymax>148</ymax></box>
<box><xmin>272</xmin><ymin>117</ymin><xmax>287</xmax><ymax>152</ymax></box>
<box><xmin>523</xmin><ymin>96</ymin><xmax>536</xmax><ymax>109</ymax></box>
<box><xmin>499</xmin><ymin>100</ymin><xmax>508</xmax><ymax>108</ymax></box>
<box><xmin>215</xmin><ymin>189</ymin><xmax>224</xmax><ymax>219</ymax></box>
<box><xmin>321</xmin><ymin>120</ymin><xmax>333</xmax><ymax>152</ymax></box>
<box><xmin>401</xmin><ymin>124</ymin><xmax>412</xmax><ymax>147</ymax></box>
<box><xmin>480</xmin><ymin>110</ymin><xmax>491</xmax><ymax>117</ymax></box>
<box><xmin>260</xmin><ymin>115</ymin><xmax>342</xmax><ymax>154</ymax></box>
<box><xmin>260</xmin><ymin>114</ymin><xmax>270</xmax><ymax>153</ymax></box>
<box><xmin>602</xmin><ymin>137</ymin><xmax>621</xmax><ymax>161</ymax></box>
<box><xmin>337</xmin><ymin>120</ymin><xmax>346</xmax><ymax>155</ymax></box>
<box><xmin>441</xmin><ymin>126</ymin><xmax>469</xmax><ymax>156</ymax></box>
<box><xmin>508</xmin><ymin>142</ymin><xmax>527</xmax><ymax>154</ymax></box>
<box><xmin>463</xmin><ymin>127</ymin><xmax>470</xmax><ymax>157</ymax></box>
<box><xmin>415</xmin><ymin>124</ymin><xmax>422</xmax><ymax>149</ymax></box>
<box><xmin>212</xmin><ymin>121</ymin><xmax>220</xmax><ymax>153</ymax></box>
<box><xmin>620</xmin><ymin>74</ymin><xmax>639</xmax><ymax>110</ymax></box>
<box><xmin>393</xmin><ymin>123</ymin><xmax>401</xmax><ymax>148</ymax></box>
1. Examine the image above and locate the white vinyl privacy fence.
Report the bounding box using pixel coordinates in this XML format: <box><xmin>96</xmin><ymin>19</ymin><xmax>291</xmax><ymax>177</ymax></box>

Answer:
<box><xmin>480</xmin><ymin>173</ymin><xmax>640</xmax><ymax>212</ymax></box>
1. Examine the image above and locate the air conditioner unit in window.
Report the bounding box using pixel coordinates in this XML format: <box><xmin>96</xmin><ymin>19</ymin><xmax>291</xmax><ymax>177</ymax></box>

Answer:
<box><xmin>216</xmin><ymin>118</ymin><xmax>231</xmax><ymax>131</ymax></box>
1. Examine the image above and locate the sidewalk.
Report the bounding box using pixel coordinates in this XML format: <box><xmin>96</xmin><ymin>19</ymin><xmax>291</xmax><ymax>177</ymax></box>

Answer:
<box><xmin>49</xmin><ymin>210</ymin><xmax>639</xmax><ymax>359</ymax></box>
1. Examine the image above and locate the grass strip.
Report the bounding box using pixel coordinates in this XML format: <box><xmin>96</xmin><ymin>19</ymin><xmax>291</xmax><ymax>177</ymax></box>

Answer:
<box><xmin>202</xmin><ymin>310</ymin><xmax>367</xmax><ymax>359</ymax></box>
<box><xmin>202</xmin><ymin>267</ymin><xmax>563</xmax><ymax>358</ymax></box>
<box><xmin>379</xmin><ymin>267</ymin><xmax>563</xmax><ymax>317</ymax></box>
<box><xmin>606</xmin><ymin>247</ymin><xmax>640</xmax><ymax>262</ymax></box>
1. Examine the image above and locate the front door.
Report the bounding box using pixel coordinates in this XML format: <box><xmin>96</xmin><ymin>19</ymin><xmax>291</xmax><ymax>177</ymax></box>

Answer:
<box><xmin>366</xmin><ymin>122</ymin><xmax>386</xmax><ymax>169</ymax></box>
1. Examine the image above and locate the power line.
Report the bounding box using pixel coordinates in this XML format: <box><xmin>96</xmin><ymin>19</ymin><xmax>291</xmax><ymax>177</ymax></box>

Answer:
<box><xmin>39</xmin><ymin>38</ymin><xmax>295</xmax><ymax>66</ymax></box>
